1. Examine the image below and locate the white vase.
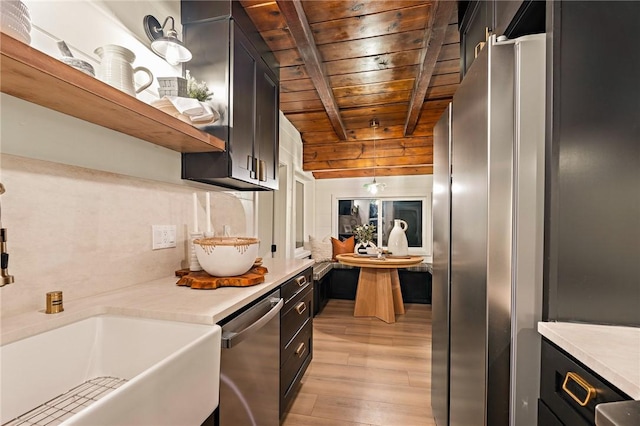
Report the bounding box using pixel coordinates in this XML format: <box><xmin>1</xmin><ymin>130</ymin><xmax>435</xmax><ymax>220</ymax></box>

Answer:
<box><xmin>388</xmin><ymin>219</ymin><xmax>409</xmax><ymax>256</ymax></box>
<box><xmin>355</xmin><ymin>241</ymin><xmax>377</xmax><ymax>255</ymax></box>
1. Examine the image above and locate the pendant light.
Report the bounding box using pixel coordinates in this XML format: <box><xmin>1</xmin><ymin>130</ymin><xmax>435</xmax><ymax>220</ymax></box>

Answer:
<box><xmin>363</xmin><ymin>118</ymin><xmax>386</xmax><ymax>194</ymax></box>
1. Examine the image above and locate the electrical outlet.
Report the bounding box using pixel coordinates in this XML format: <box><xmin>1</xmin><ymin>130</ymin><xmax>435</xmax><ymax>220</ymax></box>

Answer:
<box><xmin>152</xmin><ymin>225</ymin><xmax>177</xmax><ymax>250</ymax></box>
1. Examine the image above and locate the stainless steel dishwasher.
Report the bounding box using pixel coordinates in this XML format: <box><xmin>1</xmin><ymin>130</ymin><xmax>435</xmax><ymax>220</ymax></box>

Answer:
<box><xmin>218</xmin><ymin>288</ymin><xmax>283</xmax><ymax>426</ymax></box>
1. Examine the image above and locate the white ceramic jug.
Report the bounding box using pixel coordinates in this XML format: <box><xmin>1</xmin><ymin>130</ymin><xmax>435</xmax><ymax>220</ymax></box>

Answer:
<box><xmin>388</xmin><ymin>219</ymin><xmax>409</xmax><ymax>256</ymax></box>
<box><xmin>94</xmin><ymin>45</ymin><xmax>153</xmax><ymax>96</ymax></box>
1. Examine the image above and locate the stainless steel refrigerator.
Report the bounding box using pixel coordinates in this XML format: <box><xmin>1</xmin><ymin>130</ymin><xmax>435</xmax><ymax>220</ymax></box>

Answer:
<box><xmin>432</xmin><ymin>34</ymin><xmax>546</xmax><ymax>426</ymax></box>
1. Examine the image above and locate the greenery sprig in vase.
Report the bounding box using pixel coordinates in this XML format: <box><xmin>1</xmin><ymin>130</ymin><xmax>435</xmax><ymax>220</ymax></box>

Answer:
<box><xmin>354</xmin><ymin>223</ymin><xmax>376</xmax><ymax>244</ymax></box>
<box><xmin>354</xmin><ymin>223</ymin><xmax>377</xmax><ymax>254</ymax></box>
<box><xmin>186</xmin><ymin>70</ymin><xmax>213</xmax><ymax>101</ymax></box>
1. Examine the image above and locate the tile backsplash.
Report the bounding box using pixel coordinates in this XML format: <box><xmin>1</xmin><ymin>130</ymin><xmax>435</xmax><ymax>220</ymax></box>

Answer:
<box><xmin>0</xmin><ymin>154</ymin><xmax>247</xmax><ymax>317</ymax></box>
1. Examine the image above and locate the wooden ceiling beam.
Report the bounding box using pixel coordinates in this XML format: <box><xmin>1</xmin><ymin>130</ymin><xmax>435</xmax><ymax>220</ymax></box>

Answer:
<box><xmin>404</xmin><ymin>0</ymin><xmax>456</xmax><ymax>135</ymax></box>
<box><xmin>276</xmin><ymin>0</ymin><xmax>348</xmax><ymax>140</ymax></box>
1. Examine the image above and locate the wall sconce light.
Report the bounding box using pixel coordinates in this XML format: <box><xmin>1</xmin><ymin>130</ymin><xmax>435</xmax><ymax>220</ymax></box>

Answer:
<box><xmin>143</xmin><ymin>15</ymin><xmax>192</xmax><ymax>65</ymax></box>
<box><xmin>363</xmin><ymin>118</ymin><xmax>387</xmax><ymax>195</ymax></box>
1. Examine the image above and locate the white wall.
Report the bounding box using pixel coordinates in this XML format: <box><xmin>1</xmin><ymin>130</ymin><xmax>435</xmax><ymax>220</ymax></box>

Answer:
<box><xmin>314</xmin><ymin>175</ymin><xmax>434</xmax><ymax>261</ymax></box>
<box><xmin>0</xmin><ymin>1</ymin><xmax>254</xmax><ymax>317</ymax></box>
<box><xmin>263</xmin><ymin>112</ymin><xmax>314</xmax><ymax>260</ymax></box>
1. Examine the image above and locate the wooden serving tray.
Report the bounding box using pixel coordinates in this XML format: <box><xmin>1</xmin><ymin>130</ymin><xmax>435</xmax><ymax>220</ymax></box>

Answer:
<box><xmin>176</xmin><ymin>266</ymin><xmax>268</xmax><ymax>289</ymax></box>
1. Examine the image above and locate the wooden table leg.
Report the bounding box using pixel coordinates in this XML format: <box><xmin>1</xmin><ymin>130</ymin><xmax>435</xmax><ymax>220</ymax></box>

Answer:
<box><xmin>390</xmin><ymin>268</ymin><xmax>405</xmax><ymax>315</ymax></box>
<box><xmin>354</xmin><ymin>267</ymin><xmax>396</xmax><ymax>323</ymax></box>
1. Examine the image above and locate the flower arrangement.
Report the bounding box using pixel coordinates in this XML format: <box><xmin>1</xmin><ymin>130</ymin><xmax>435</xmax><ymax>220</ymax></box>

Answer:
<box><xmin>354</xmin><ymin>223</ymin><xmax>376</xmax><ymax>243</ymax></box>
<box><xmin>186</xmin><ymin>70</ymin><xmax>213</xmax><ymax>101</ymax></box>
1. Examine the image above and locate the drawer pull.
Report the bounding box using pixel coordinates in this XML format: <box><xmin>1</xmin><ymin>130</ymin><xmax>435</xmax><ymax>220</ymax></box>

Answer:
<box><xmin>562</xmin><ymin>371</ymin><xmax>596</xmax><ymax>407</ymax></box>
<box><xmin>295</xmin><ymin>301</ymin><xmax>306</xmax><ymax>315</ymax></box>
<box><xmin>295</xmin><ymin>276</ymin><xmax>307</xmax><ymax>287</ymax></box>
<box><xmin>295</xmin><ymin>342</ymin><xmax>306</xmax><ymax>357</ymax></box>
<box><xmin>474</xmin><ymin>41</ymin><xmax>486</xmax><ymax>58</ymax></box>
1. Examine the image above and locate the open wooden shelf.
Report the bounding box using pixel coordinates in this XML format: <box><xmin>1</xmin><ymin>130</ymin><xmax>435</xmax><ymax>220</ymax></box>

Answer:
<box><xmin>0</xmin><ymin>33</ymin><xmax>225</xmax><ymax>153</ymax></box>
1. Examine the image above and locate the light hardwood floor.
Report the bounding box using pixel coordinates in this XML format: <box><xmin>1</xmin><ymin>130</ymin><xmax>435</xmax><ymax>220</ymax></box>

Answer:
<box><xmin>281</xmin><ymin>299</ymin><xmax>435</xmax><ymax>426</ymax></box>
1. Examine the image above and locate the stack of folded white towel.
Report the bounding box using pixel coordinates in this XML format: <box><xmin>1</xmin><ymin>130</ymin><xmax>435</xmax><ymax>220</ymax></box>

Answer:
<box><xmin>163</xmin><ymin>96</ymin><xmax>216</xmax><ymax>123</ymax></box>
<box><xmin>151</xmin><ymin>96</ymin><xmax>221</xmax><ymax>127</ymax></box>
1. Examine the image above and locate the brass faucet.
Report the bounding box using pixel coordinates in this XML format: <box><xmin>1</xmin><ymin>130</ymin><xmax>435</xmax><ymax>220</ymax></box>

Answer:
<box><xmin>0</xmin><ymin>182</ymin><xmax>15</xmax><ymax>286</ymax></box>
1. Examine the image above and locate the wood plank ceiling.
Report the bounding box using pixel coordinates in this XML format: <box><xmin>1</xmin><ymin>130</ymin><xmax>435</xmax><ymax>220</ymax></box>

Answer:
<box><xmin>240</xmin><ymin>0</ymin><xmax>460</xmax><ymax>179</ymax></box>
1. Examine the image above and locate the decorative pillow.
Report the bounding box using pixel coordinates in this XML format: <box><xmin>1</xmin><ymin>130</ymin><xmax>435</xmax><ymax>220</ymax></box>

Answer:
<box><xmin>309</xmin><ymin>235</ymin><xmax>332</xmax><ymax>263</ymax></box>
<box><xmin>331</xmin><ymin>236</ymin><xmax>355</xmax><ymax>260</ymax></box>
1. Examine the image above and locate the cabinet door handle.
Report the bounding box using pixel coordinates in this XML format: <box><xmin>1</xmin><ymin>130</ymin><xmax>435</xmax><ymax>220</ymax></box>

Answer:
<box><xmin>295</xmin><ymin>276</ymin><xmax>307</xmax><ymax>287</ymax></box>
<box><xmin>295</xmin><ymin>342</ymin><xmax>306</xmax><ymax>357</ymax></box>
<box><xmin>474</xmin><ymin>41</ymin><xmax>486</xmax><ymax>58</ymax></box>
<box><xmin>295</xmin><ymin>301</ymin><xmax>306</xmax><ymax>315</ymax></box>
<box><xmin>562</xmin><ymin>371</ymin><xmax>596</xmax><ymax>407</ymax></box>
<box><xmin>259</xmin><ymin>159</ymin><xmax>267</xmax><ymax>182</ymax></box>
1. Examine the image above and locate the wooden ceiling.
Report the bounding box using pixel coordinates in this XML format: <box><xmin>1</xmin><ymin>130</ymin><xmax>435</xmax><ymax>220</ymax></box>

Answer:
<box><xmin>240</xmin><ymin>0</ymin><xmax>460</xmax><ymax>179</ymax></box>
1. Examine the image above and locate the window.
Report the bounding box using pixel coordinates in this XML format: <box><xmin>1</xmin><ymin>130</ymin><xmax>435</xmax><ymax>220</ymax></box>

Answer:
<box><xmin>337</xmin><ymin>197</ymin><xmax>431</xmax><ymax>254</ymax></box>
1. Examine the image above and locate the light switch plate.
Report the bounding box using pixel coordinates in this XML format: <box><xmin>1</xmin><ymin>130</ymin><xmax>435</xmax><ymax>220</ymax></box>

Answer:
<box><xmin>152</xmin><ymin>225</ymin><xmax>177</xmax><ymax>250</ymax></box>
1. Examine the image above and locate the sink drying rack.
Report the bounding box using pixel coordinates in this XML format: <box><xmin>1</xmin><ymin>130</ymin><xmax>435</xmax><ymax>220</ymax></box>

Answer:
<box><xmin>3</xmin><ymin>376</ymin><xmax>128</xmax><ymax>426</ymax></box>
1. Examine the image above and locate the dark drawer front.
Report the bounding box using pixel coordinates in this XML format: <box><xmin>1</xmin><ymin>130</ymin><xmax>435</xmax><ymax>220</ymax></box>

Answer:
<box><xmin>540</xmin><ymin>339</ymin><xmax>629</xmax><ymax>425</ymax></box>
<box><xmin>281</xmin><ymin>320</ymin><xmax>312</xmax><ymax>395</ymax></box>
<box><xmin>281</xmin><ymin>268</ymin><xmax>312</xmax><ymax>306</ymax></box>
<box><xmin>281</xmin><ymin>288</ymin><xmax>312</xmax><ymax>351</ymax></box>
<box><xmin>538</xmin><ymin>398</ymin><xmax>563</xmax><ymax>426</ymax></box>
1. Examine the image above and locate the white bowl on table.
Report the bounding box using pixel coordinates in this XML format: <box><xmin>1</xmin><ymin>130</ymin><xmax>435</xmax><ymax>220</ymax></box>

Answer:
<box><xmin>194</xmin><ymin>237</ymin><xmax>260</xmax><ymax>277</ymax></box>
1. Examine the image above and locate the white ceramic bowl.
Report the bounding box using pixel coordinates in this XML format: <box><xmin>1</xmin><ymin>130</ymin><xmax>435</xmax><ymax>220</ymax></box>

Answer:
<box><xmin>0</xmin><ymin>1</ymin><xmax>31</xmax><ymax>22</ymax></box>
<box><xmin>60</xmin><ymin>57</ymin><xmax>95</xmax><ymax>76</ymax></box>
<box><xmin>194</xmin><ymin>237</ymin><xmax>259</xmax><ymax>277</ymax></box>
<box><xmin>1</xmin><ymin>11</ymin><xmax>30</xmax><ymax>45</ymax></box>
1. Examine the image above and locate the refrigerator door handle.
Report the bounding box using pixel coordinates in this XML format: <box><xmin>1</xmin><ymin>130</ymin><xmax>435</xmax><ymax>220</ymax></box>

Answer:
<box><xmin>221</xmin><ymin>297</ymin><xmax>283</xmax><ymax>348</ymax></box>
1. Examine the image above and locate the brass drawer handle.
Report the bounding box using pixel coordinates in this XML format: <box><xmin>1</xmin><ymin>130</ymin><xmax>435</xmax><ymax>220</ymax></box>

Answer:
<box><xmin>295</xmin><ymin>276</ymin><xmax>307</xmax><ymax>287</ymax></box>
<box><xmin>295</xmin><ymin>301</ymin><xmax>306</xmax><ymax>315</ymax></box>
<box><xmin>295</xmin><ymin>342</ymin><xmax>306</xmax><ymax>357</ymax></box>
<box><xmin>562</xmin><ymin>371</ymin><xmax>596</xmax><ymax>407</ymax></box>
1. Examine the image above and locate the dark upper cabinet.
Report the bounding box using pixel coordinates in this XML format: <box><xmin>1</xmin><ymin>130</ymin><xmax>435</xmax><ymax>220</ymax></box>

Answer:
<box><xmin>544</xmin><ymin>1</ymin><xmax>640</xmax><ymax>326</ymax></box>
<box><xmin>459</xmin><ymin>1</ymin><xmax>494</xmax><ymax>77</ymax></box>
<box><xmin>458</xmin><ymin>1</ymin><xmax>545</xmax><ymax>78</ymax></box>
<box><xmin>180</xmin><ymin>1</ymin><xmax>279</xmax><ymax>191</ymax></box>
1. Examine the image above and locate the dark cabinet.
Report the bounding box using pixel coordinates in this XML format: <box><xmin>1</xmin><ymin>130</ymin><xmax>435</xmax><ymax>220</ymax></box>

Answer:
<box><xmin>328</xmin><ymin>266</ymin><xmax>432</xmax><ymax>304</ymax></box>
<box><xmin>313</xmin><ymin>271</ymin><xmax>330</xmax><ymax>316</ymax></box>
<box><xmin>459</xmin><ymin>0</ymin><xmax>545</xmax><ymax>78</ymax></box>
<box><xmin>459</xmin><ymin>1</ymin><xmax>494</xmax><ymax>77</ymax></box>
<box><xmin>279</xmin><ymin>267</ymin><xmax>313</xmax><ymax>418</ymax></box>
<box><xmin>181</xmin><ymin>1</ymin><xmax>279</xmax><ymax>191</ymax></box>
<box><xmin>538</xmin><ymin>339</ymin><xmax>629</xmax><ymax>425</ymax></box>
<box><xmin>543</xmin><ymin>1</ymin><xmax>640</xmax><ymax>326</ymax></box>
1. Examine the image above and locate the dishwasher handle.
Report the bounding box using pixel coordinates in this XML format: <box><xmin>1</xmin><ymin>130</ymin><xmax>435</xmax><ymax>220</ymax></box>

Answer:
<box><xmin>221</xmin><ymin>297</ymin><xmax>283</xmax><ymax>349</ymax></box>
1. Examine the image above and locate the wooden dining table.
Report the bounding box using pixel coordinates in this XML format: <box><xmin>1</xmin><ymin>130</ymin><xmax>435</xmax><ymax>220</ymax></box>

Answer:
<box><xmin>335</xmin><ymin>253</ymin><xmax>425</xmax><ymax>323</ymax></box>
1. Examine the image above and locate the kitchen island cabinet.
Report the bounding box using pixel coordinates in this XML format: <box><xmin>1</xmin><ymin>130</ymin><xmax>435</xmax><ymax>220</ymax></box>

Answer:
<box><xmin>537</xmin><ymin>322</ymin><xmax>639</xmax><ymax>425</ymax></box>
<box><xmin>0</xmin><ymin>33</ymin><xmax>225</xmax><ymax>154</ymax></box>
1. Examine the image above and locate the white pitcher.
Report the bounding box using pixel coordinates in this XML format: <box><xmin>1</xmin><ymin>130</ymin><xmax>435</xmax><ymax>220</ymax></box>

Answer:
<box><xmin>94</xmin><ymin>44</ymin><xmax>153</xmax><ymax>96</ymax></box>
<box><xmin>388</xmin><ymin>219</ymin><xmax>409</xmax><ymax>256</ymax></box>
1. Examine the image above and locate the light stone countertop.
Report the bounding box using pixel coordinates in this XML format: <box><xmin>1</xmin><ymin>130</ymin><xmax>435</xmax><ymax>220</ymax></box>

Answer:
<box><xmin>1</xmin><ymin>258</ymin><xmax>314</xmax><ymax>345</ymax></box>
<box><xmin>538</xmin><ymin>322</ymin><xmax>640</xmax><ymax>399</ymax></box>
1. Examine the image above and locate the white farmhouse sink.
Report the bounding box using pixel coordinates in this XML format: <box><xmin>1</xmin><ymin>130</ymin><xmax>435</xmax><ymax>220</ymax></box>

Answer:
<box><xmin>1</xmin><ymin>315</ymin><xmax>221</xmax><ymax>425</ymax></box>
